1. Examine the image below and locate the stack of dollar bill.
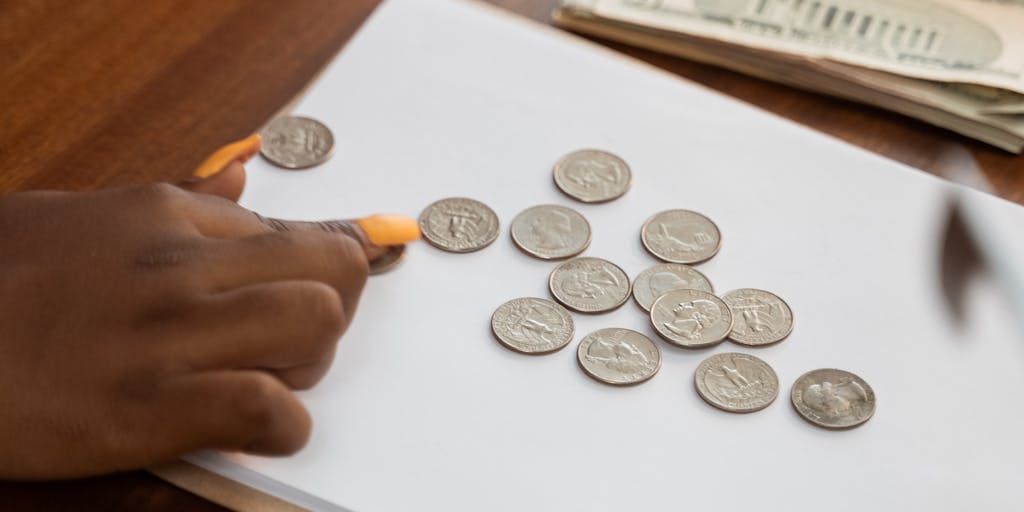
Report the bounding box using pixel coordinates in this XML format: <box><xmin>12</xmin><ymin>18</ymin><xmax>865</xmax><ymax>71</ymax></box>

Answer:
<box><xmin>553</xmin><ymin>0</ymin><xmax>1024</xmax><ymax>153</ymax></box>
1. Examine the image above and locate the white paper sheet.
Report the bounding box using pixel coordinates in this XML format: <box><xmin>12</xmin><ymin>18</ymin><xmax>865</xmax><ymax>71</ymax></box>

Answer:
<box><xmin>186</xmin><ymin>0</ymin><xmax>1024</xmax><ymax>510</ymax></box>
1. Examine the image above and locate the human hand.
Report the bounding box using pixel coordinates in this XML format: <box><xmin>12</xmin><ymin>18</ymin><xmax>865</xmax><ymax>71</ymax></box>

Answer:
<box><xmin>0</xmin><ymin>147</ymin><xmax>410</xmax><ymax>479</ymax></box>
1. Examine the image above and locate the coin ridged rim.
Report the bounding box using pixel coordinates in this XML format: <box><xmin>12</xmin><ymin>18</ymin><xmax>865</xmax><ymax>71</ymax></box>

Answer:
<box><xmin>418</xmin><ymin>197</ymin><xmax>500</xmax><ymax>253</ymax></box>
<box><xmin>368</xmin><ymin>244</ymin><xmax>406</xmax><ymax>275</ymax></box>
<box><xmin>552</xmin><ymin>149</ymin><xmax>633</xmax><ymax>204</ymax></box>
<box><xmin>509</xmin><ymin>204</ymin><xmax>592</xmax><ymax>260</ymax></box>
<box><xmin>631</xmin><ymin>263</ymin><xmax>714</xmax><ymax>313</ymax></box>
<box><xmin>575</xmin><ymin>328</ymin><xmax>661</xmax><ymax>386</ymax></box>
<box><xmin>649</xmin><ymin>289</ymin><xmax>733</xmax><ymax>348</ymax></box>
<box><xmin>694</xmin><ymin>352</ymin><xmax>779</xmax><ymax>413</ymax></box>
<box><xmin>490</xmin><ymin>297</ymin><xmax>574</xmax><ymax>355</ymax></box>
<box><xmin>258</xmin><ymin>115</ymin><xmax>336</xmax><ymax>170</ymax></box>
<box><xmin>640</xmin><ymin>209</ymin><xmax>722</xmax><ymax>264</ymax></box>
<box><xmin>548</xmin><ymin>257</ymin><xmax>632</xmax><ymax>314</ymax></box>
<box><xmin>791</xmin><ymin>368</ymin><xmax>876</xmax><ymax>430</ymax></box>
<box><xmin>721</xmin><ymin>288</ymin><xmax>794</xmax><ymax>347</ymax></box>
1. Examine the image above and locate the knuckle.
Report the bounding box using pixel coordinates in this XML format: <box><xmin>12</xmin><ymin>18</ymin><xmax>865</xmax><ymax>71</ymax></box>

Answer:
<box><xmin>324</xmin><ymin>235</ymin><xmax>369</xmax><ymax>285</ymax></box>
<box><xmin>248</xmin><ymin>230</ymin><xmax>298</xmax><ymax>251</ymax></box>
<box><xmin>278</xmin><ymin>363</ymin><xmax>327</xmax><ymax>391</ymax></box>
<box><xmin>295</xmin><ymin>282</ymin><xmax>346</xmax><ymax>342</ymax></box>
<box><xmin>233</xmin><ymin>374</ymin><xmax>285</xmax><ymax>428</ymax></box>
<box><xmin>134</xmin><ymin>237</ymin><xmax>205</xmax><ymax>270</ymax></box>
<box><xmin>137</xmin><ymin>182</ymin><xmax>188</xmax><ymax>209</ymax></box>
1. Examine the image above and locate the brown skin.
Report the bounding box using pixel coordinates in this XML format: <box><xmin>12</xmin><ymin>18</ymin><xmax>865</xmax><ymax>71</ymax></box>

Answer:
<box><xmin>0</xmin><ymin>161</ymin><xmax>387</xmax><ymax>479</ymax></box>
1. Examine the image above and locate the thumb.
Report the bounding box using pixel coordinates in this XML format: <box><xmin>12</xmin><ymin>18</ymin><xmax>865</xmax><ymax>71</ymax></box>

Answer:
<box><xmin>179</xmin><ymin>160</ymin><xmax>247</xmax><ymax>202</ymax></box>
<box><xmin>254</xmin><ymin>214</ymin><xmax>421</xmax><ymax>262</ymax></box>
<box><xmin>179</xmin><ymin>133</ymin><xmax>261</xmax><ymax>202</ymax></box>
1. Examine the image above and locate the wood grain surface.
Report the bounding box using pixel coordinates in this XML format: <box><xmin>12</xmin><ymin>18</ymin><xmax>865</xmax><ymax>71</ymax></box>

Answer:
<box><xmin>0</xmin><ymin>0</ymin><xmax>1020</xmax><ymax>510</ymax></box>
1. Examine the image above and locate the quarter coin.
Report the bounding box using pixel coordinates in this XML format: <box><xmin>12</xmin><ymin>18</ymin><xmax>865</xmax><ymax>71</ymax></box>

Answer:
<box><xmin>510</xmin><ymin>204</ymin><xmax>591</xmax><ymax>260</ymax></box>
<box><xmin>791</xmin><ymin>369</ymin><xmax>876</xmax><ymax>430</ymax></box>
<box><xmin>576</xmin><ymin>328</ymin><xmax>661</xmax><ymax>385</ymax></box>
<box><xmin>694</xmin><ymin>352</ymin><xmax>779</xmax><ymax>413</ymax></box>
<box><xmin>632</xmin><ymin>263</ymin><xmax>713</xmax><ymax>312</ymax></box>
<box><xmin>259</xmin><ymin>116</ymin><xmax>335</xmax><ymax>169</ymax></box>
<box><xmin>491</xmin><ymin>298</ymin><xmax>574</xmax><ymax>354</ymax></box>
<box><xmin>650</xmin><ymin>289</ymin><xmax>733</xmax><ymax>348</ymax></box>
<box><xmin>549</xmin><ymin>257</ymin><xmax>631</xmax><ymax>313</ymax></box>
<box><xmin>418</xmin><ymin>197</ymin><xmax>500</xmax><ymax>253</ymax></box>
<box><xmin>552</xmin><ymin>149</ymin><xmax>632</xmax><ymax>203</ymax></box>
<box><xmin>368</xmin><ymin>244</ymin><xmax>406</xmax><ymax>275</ymax></box>
<box><xmin>721</xmin><ymin>288</ymin><xmax>794</xmax><ymax>346</ymax></box>
<box><xmin>640</xmin><ymin>209</ymin><xmax>721</xmax><ymax>264</ymax></box>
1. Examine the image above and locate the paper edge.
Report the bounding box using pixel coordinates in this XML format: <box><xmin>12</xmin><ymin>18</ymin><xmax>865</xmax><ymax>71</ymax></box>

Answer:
<box><xmin>149</xmin><ymin>461</ymin><xmax>311</xmax><ymax>512</ymax></box>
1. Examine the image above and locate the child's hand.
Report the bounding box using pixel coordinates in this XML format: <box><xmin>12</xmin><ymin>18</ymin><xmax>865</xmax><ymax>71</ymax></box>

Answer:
<box><xmin>0</xmin><ymin>167</ymin><xmax>382</xmax><ymax>478</ymax></box>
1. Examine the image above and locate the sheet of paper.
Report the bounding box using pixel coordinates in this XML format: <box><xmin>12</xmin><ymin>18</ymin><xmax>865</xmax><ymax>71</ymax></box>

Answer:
<box><xmin>185</xmin><ymin>0</ymin><xmax>1024</xmax><ymax>510</ymax></box>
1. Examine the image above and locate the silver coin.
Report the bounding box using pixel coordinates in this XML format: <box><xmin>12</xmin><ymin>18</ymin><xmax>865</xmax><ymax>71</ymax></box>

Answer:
<box><xmin>576</xmin><ymin>328</ymin><xmax>661</xmax><ymax>386</ymax></box>
<box><xmin>368</xmin><ymin>244</ymin><xmax>406</xmax><ymax>276</ymax></box>
<box><xmin>640</xmin><ymin>210</ymin><xmax>721</xmax><ymax>264</ymax></box>
<box><xmin>418</xmin><ymin>197</ymin><xmax>500</xmax><ymax>253</ymax></box>
<box><xmin>259</xmin><ymin>116</ymin><xmax>335</xmax><ymax>169</ymax></box>
<box><xmin>722</xmin><ymin>288</ymin><xmax>794</xmax><ymax>346</ymax></box>
<box><xmin>791</xmin><ymin>369</ymin><xmax>876</xmax><ymax>430</ymax></box>
<box><xmin>510</xmin><ymin>204</ymin><xmax>591</xmax><ymax>260</ymax></box>
<box><xmin>694</xmin><ymin>352</ymin><xmax>779</xmax><ymax>413</ymax></box>
<box><xmin>650</xmin><ymin>289</ymin><xmax>733</xmax><ymax>348</ymax></box>
<box><xmin>632</xmin><ymin>263</ymin><xmax>713</xmax><ymax>312</ymax></box>
<box><xmin>491</xmin><ymin>297</ymin><xmax>574</xmax><ymax>354</ymax></box>
<box><xmin>548</xmin><ymin>257</ymin><xmax>630</xmax><ymax>313</ymax></box>
<box><xmin>552</xmin><ymin>149</ymin><xmax>632</xmax><ymax>203</ymax></box>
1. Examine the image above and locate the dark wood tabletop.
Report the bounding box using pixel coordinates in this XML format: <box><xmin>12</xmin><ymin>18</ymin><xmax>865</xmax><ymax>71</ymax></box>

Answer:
<box><xmin>0</xmin><ymin>0</ymin><xmax>1020</xmax><ymax>510</ymax></box>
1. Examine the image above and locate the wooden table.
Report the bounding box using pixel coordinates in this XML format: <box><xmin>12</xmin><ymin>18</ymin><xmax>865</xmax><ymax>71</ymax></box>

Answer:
<box><xmin>0</xmin><ymin>0</ymin><xmax>1020</xmax><ymax>509</ymax></box>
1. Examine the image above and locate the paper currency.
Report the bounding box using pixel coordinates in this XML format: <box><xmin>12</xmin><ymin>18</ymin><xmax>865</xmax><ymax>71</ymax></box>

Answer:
<box><xmin>554</xmin><ymin>0</ymin><xmax>1024</xmax><ymax>152</ymax></box>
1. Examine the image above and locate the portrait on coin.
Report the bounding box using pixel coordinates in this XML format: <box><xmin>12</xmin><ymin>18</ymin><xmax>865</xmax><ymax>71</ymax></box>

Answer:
<box><xmin>648</xmin><ymin>271</ymin><xmax>693</xmax><ymax>298</ymax></box>
<box><xmin>528</xmin><ymin>208</ymin><xmax>573</xmax><ymax>250</ymax></box>
<box><xmin>663</xmin><ymin>298</ymin><xmax>721</xmax><ymax>340</ymax></box>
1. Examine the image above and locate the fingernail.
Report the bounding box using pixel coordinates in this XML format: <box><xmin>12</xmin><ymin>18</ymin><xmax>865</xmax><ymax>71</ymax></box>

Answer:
<box><xmin>355</xmin><ymin>214</ymin><xmax>421</xmax><ymax>246</ymax></box>
<box><xmin>192</xmin><ymin>133</ymin><xmax>262</xmax><ymax>178</ymax></box>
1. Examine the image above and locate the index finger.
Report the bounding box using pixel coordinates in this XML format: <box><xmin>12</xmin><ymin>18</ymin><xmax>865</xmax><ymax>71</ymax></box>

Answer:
<box><xmin>179</xmin><ymin>189</ymin><xmax>419</xmax><ymax>261</ymax></box>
